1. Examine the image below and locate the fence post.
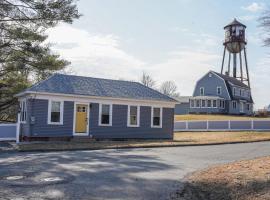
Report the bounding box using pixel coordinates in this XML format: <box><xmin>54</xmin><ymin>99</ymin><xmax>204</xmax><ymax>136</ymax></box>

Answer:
<box><xmin>207</xmin><ymin>120</ymin><xmax>209</xmax><ymax>131</ymax></box>
<box><xmin>186</xmin><ymin>121</ymin><xmax>188</xmax><ymax>130</ymax></box>
<box><xmin>16</xmin><ymin>113</ymin><xmax>20</xmax><ymax>144</ymax></box>
<box><xmin>251</xmin><ymin>120</ymin><xmax>254</xmax><ymax>130</ymax></box>
<box><xmin>228</xmin><ymin>120</ymin><xmax>231</xmax><ymax>130</ymax></box>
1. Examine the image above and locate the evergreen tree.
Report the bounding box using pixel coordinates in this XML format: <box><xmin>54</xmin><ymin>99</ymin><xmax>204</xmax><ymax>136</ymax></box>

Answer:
<box><xmin>0</xmin><ymin>0</ymin><xmax>80</xmax><ymax>121</ymax></box>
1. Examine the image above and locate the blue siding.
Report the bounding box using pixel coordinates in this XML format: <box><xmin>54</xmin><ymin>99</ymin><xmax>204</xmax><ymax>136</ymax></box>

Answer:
<box><xmin>23</xmin><ymin>99</ymin><xmax>174</xmax><ymax>139</ymax></box>
<box><xmin>22</xmin><ymin>99</ymin><xmax>74</xmax><ymax>137</ymax></box>
<box><xmin>0</xmin><ymin>125</ymin><xmax>16</xmax><ymax>139</ymax></box>
<box><xmin>193</xmin><ymin>72</ymin><xmax>230</xmax><ymax>99</ymax></box>
<box><xmin>175</xmin><ymin>103</ymin><xmax>190</xmax><ymax>115</ymax></box>
<box><xmin>89</xmin><ymin>103</ymin><xmax>174</xmax><ymax>139</ymax></box>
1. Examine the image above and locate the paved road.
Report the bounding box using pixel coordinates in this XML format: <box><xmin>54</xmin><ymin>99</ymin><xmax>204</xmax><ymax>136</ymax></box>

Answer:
<box><xmin>0</xmin><ymin>142</ymin><xmax>270</xmax><ymax>200</ymax></box>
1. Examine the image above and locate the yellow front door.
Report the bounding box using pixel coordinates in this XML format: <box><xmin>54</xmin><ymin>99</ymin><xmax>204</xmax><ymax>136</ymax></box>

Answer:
<box><xmin>75</xmin><ymin>104</ymin><xmax>88</xmax><ymax>133</ymax></box>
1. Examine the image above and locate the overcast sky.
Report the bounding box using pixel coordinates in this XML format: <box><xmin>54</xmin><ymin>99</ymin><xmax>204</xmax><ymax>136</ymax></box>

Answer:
<box><xmin>47</xmin><ymin>0</ymin><xmax>270</xmax><ymax>109</ymax></box>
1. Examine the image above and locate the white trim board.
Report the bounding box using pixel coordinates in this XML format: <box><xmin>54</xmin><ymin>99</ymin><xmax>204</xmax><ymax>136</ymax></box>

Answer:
<box><xmin>17</xmin><ymin>91</ymin><xmax>176</xmax><ymax>108</ymax></box>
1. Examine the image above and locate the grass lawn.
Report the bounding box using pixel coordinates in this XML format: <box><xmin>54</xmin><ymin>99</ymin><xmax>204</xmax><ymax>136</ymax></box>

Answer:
<box><xmin>175</xmin><ymin>114</ymin><xmax>270</xmax><ymax>121</ymax></box>
<box><xmin>178</xmin><ymin>156</ymin><xmax>270</xmax><ymax>200</ymax></box>
<box><xmin>17</xmin><ymin>132</ymin><xmax>270</xmax><ymax>151</ymax></box>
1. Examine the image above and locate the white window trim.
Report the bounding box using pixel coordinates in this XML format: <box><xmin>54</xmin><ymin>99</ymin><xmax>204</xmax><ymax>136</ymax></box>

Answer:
<box><xmin>151</xmin><ymin>107</ymin><xmax>163</xmax><ymax>128</ymax></box>
<box><xmin>207</xmin><ymin>100</ymin><xmax>212</xmax><ymax>108</ymax></box>
<box><xmin>201</xmin><ymin>99</ymin><xmax>206</xmax><ymax>108</ymax></box>
<box><xmin>47</xmin><ymin>100</ymin><xmax>64</xmax><ymax>125</ymax></box>
<box><xmin>195</xmin><ymin>99</ymin><xmax>201</xmax><ymax>108</ymax></box>
<box><xmin>232</xmin><ymin>101</ymin><xmax>237</xmax><ymax>109</ymax></box>
<box><xmin>200</xmin><ymin>87</ymin><xmax>204</xmax><ymax>96</ymax></box>
<box><xmin>217</xmin><ymin>86</ymin><xmax>222</xmax><ymax>95</ymax></box>
<box><xmin>98</xmin><ymin>103</ymin><xmax>113</xmax><ymax>126</ymax></box>
<box><xmin>212</xmin><ymin>100</ymin><xmax>217</xmax><ymax>108</ymax></box>
<box><xmin>127</xmin><ymin>105</ymin><xmax>140</xmax><ymax>127</ymax></box>
<box><xmin>240</xmin><ymin>102</ymin><xmax>244</xmax><ymax>113</ymax></box>
<box><xmin>20</xmin><ymin>99</ymin><xmax>27</xmax><ymax>124</ymax></box>
<box><xmin>190</xmin><ymin>100</ymin><xmax>195</xmax><ymax>108</ymax></box>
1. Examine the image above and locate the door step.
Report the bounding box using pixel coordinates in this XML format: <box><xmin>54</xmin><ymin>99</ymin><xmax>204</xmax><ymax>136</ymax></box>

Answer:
<box><xmin>71</xmin><ymin>136</ymin><xmax>96</xmax><ymax>143</ymax></box>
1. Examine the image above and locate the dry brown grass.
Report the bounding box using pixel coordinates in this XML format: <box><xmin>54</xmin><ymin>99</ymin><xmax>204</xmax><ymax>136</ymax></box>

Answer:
<box><xmin>175</xmin><ymin>114</ymin><xmax>270</xmax><ymax>121</ymax></box>
<box><xmin>178</xmin><ymin>157</ymin><xmax>270</xmax><ymax>200</ymax></box>
<box><xmin>18</xmin><ymin>132</ymin><xmax>270</xmax><ymax>151</ymax></box>
<box><xmin>173</xmin><ymin>131</ymin><xmax>270</xmax><ymax>144</ymax></box>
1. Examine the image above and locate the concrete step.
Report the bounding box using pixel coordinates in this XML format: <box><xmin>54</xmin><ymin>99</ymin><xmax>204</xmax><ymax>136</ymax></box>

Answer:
<box><xmin>70</xmin><ymin>136</ymin><xmax>96</xmax><ymax>143</ymax></box>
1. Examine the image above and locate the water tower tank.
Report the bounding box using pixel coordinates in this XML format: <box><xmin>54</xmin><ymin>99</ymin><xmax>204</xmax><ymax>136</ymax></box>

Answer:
<box><xmin>223</xmin><ymin>18</ymin><xmax>246</xmax><ymax>53</ymax></box>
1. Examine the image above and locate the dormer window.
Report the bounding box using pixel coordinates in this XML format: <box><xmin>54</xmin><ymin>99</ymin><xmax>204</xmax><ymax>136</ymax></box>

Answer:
<box><xmin>233</xmin><ymin>87</ymin><xmax>236</xmax><ymax>96</ymax></box>
<box><xmin>217</xmin><ymin>87</ymin><xmax>222</xmax><ymax>95</ymax></box>
<box><xmin>200</xmin><ymin>87</ymin><xmax>204</xmax><ymax>96</ymax></box>
<box><xmin>209</xmin><ymin>73</ymin><xmax>212</xmax><ymax>77</ymax></box>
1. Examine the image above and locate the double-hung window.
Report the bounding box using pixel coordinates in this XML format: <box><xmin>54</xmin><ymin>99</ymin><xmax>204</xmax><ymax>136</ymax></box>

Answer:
<box><xmin>99</xmin><ymin>104</ymin><xmax>112</xmax><ymax>126</ymax></box>
<box><xmin>151</xmin><ymin>107</ymin><xmax>162</xmax><ymax>128</ymax></box>
<box><xmin>201</xmin><ymin>100</ymin><xmax>206</xmax><ymax>108</ymax></box>
<box><xmin>232</xmin><ymin>101</ymin><xmax>237</xmax><ymax>109</ymax></box>
<box><xmin>213</xmin><ymin>100</ymin><xmax>217</xmax><ymax>108</ymax></box>
<box><xmin>20</xmin><ymin>100</ymin><xmax>27</xmax><ymax>123</ymax></box>
<box><xmin>207</xmin><ymin>100</ymin><xmax>212</xmax><ymax>108</ymax></box>
<box><xmin>127</xmin><ymin>105</ymin><xmax>140</xmax><ymax>127</ymax></box>
<box><xmin>217</xmin><ymin>87</ymin><xmax>222</xmax><ymax>95</ymax></box>
<box><xmin>200</xmin><ymin>87</ymin><xmax>204</xmax><ymax>96</ymax></box>
<box><xmin>48</xmin><ymin>100</ymin><xmax>63</xmax><ymax>124</ymax></box>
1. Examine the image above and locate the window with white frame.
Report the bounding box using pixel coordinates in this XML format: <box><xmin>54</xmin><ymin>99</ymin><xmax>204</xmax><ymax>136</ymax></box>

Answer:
<box><xmin>207</xmin><ymin>100</ymin><xmax>212</xmax><ymax>108</ymax></box>
<box><xmin>151</xmin><ymin>107</ymin><xmax>162</xmax><ymax>128</ymax></box>
<box><xmin>20</xmin><ymin>100</ymin><xmax>27</xmax><ymax>123</ymax></box>
<box><xmin>128</xmin><ymin>105</ymin><xmax>140</xmax><ymax>127</ymax></box>
<box><xmin>213</xmin><ymin>100</ymin><xmax>217</xmax><ymax>108</ymax></box>
<box><xmin>48</xmin><ymin>100</ymin><xmax>63</xmax><ymax>124</ymax></box>
<box><xmin>99</xmin><ymin>104</ymin><xmax>112</xmax><ymax>126</ymax></box>
<box><xmin>190</xmin><ymin>100</ymin><xmax>195</xmax><ymax>108</ymax></box>
<box><xmin>232</xmin><ymin>101</ymin><xmax>237</xmax><ymax>109</ymax></box>
<box><xmin>233</xmin><ymin>87</ymin><xmax>236</xmax><ymax>96</ymax></box>
<box><xmin>247</xmin><ymin>103</ymin><xmax>250</xmax><ymax>111</ymax></box>
<box><xmin>217</xmin><ymin>87</ymin><xmax>222</xmax><ymax>95</ymax></box>
<box><xmin>196</xmin><ymin>100</ymin><xmax>200</xmax><ymax>108</ymax></box>
<box><xmin>200</xmin><ymin>87</ymin><xmax>204</xmax><ymax>95</ymax></box>
<box><xmin>219</xmin><ymin>100</ymin><xmax>225</xmax><ymax>109</ymax></box>
<box><xmin>201</xmin><ymin>100</ymin><xmax>206</xmax><ymax>108</ymax></box>
<box><xmin>240</xmin><ymin>102</ymin><xmax>244</xmax><ymax>112</ymax></box>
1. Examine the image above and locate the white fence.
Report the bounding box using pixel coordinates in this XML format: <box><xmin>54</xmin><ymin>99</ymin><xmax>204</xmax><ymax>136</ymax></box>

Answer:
<box><xmin>0</xmin><ymin>124</ymin><xmax>17</xmax><ymax>141</ymax></box>
<box><xmin>174</xmin><ymin>120</ymin><xmax>270</xmax><ymax>131</ymax></box>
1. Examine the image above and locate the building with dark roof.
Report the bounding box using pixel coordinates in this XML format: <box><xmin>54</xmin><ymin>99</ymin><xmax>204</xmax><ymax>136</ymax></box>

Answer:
<box><xmin>16</xmin><ymin>74</ymin><xmax>177</xmax><ymax>140</ymax></box>
<box><xmin>189</xmin><ymin>71</ymin><xmax>253</xmax><ymax>115</ymax></box>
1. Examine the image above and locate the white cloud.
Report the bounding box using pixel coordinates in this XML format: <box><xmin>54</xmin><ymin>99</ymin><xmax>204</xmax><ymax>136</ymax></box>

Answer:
<box><xmin>250</xmin><ymin>57</ymin><xmax>270</xmax><ymax>109</ymax></box>
<box><xmin>47</xmin><ymin>24</ymin><xmax>145</xmax><ymax>80</ymax></box>
<box><xmin>242</xmin><ymin>2</ymin><xmax>265</xmax><ymax>12</ymax></box>
<box><xmin>149</xmin><ymin>49</ymin><xmax>220</xmax><ymax>96</ymax></box>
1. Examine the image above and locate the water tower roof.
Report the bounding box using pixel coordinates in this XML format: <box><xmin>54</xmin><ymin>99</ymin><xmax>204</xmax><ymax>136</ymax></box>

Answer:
<box><xmin>224</xmin><ymin>18</ymin><xmax>246</xmax><ymax>29</ymax></box>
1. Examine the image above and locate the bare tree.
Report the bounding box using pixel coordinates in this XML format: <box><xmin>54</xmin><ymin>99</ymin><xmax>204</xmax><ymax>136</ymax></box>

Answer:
<box><xmin>259</xmin><ymin>11</ymin><xmax>270</xmax><ymax>46</ymax></box>
<box><xmin>159</xmin><ymin>81</ymin><xmax>180</xmax><ymax>97</ymax></box>
<box><xmin>140</xmin><ymin>71</ymin><xmax>156</xmax><ymax>88</ymax></box>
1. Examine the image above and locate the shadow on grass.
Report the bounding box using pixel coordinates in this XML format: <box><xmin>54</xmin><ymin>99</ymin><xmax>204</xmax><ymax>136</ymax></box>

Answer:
<box><xmin>175</xmin><ymin>179</ymin><xmax>270</xmax><ymax>200</ymax></box>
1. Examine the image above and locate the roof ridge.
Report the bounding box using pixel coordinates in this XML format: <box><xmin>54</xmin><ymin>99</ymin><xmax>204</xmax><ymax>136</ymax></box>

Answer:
<box><xmin>135</xmin><ymin>82</ymin><xmax>177</xmax><ymax>102</ymax></box>
<box><xmin>56</xmin><ymin>73</ymin><xmax>139</xmax><ymax>84</ymax></box>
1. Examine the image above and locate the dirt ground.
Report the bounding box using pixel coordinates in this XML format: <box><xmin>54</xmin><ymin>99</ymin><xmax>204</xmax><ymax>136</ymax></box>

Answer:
<box><xmin>177</xmin><ymin>156</ymin><xmax>270</xmax><ymax>200</ymax></box>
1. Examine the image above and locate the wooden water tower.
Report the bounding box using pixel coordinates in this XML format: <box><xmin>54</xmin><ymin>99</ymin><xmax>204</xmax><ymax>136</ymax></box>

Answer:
<box><xmin>221</xmin><ymin>18</ymin><xmax>250</xmax><ymax>87</ymax></box>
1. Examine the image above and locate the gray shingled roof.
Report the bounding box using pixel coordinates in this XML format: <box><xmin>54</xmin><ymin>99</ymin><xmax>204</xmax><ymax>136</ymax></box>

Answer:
<box><xmin>224</xmin><ymin>18</ymin><xmax>246</xmax><ymax>29</ymax></box>
<box><xmin>23</xmin><ymin>74</ymin><xmax>176</xmax><ymax>102</ymax></box>
<box><xmin>213</xmin><ymin>71</ymin><xmax>249</xmax><ymax>89</ymax></box>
